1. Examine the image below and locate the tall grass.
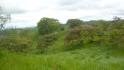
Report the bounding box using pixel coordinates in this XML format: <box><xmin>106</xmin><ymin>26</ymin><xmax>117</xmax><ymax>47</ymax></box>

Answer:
<box><xmin>0</xmin><ymin>47</ymin><xmax>124</xmax><ymax>70</ymax></box>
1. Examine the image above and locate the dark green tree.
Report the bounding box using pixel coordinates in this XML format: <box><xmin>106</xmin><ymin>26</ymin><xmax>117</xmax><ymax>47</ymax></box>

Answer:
<box><xmin>66</xmin><ymin>19</ymin><xmax>83</xmax><ymax>28</ymax></box>
<box><xmin>37</xmin><ymin>17</ymin><xmax>60</xmax><ymax>35</ymax></box>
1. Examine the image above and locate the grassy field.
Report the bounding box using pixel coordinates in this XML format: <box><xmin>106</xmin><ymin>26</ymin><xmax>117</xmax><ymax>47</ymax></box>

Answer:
<box><xmin>0</xmin><ymin>46</ymin><xmax>124</xmax><ymax>70</ymax></box>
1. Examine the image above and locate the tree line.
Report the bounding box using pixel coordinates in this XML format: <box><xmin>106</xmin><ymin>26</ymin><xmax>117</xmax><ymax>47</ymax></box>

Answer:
<box><xmin>0</xmin><ymin>11</ymin><xmax>124</xmax><ymax>53</ymax></box>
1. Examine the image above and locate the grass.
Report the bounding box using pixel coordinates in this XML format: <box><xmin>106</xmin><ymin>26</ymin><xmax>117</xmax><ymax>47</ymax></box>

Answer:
<box><xmin>0</xmin><ymin>46</ymin><xmax>124</xmax><ymax>70</ymax></box>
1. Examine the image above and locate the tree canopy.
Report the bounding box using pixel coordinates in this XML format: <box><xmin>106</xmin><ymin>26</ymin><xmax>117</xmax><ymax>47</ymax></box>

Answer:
<box><xmin>37</xmin><ymin>17</ymin><xmax>60</xmax><ymax>35</ymax></box>
<box><xmin>66</xmin><ymin>19</ymin><xmax>83</xmax><ymax>28</ymax></box>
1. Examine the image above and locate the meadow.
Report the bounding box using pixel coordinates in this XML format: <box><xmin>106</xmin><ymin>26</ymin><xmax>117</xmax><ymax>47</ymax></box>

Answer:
<box><xmin>0</xmin><ymin>46</ymin><xmax>124</xmax><ymax>70</ymax></box>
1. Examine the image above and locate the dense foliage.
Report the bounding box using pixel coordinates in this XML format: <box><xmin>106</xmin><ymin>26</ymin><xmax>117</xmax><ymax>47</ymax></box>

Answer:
<box><xmin>66</xmin><ymin>19</ymin><xmax>83</xmax><ymax>28</ymax></box>
<box><xmin>37</xmin><ymin>17</ymin><xmax>60</xmax><ymax>35</ymax></box>
<box><xmin>0</xmin><ymin>36</ymin><xmax>32</xmax><ymax>52</ymax></box>
<box><xmin>64</xmin><ymin>27</ymin><xmax>83</xmax><ymax>50</ymax></box>
<box><xmin>0</xmin><ymin>17</ymin><xmax>124</xmax><ymax>70</ymax></box>
<box><xmin>0</xmin><ymin>17</ymin><xmax>124</xmax><ymax>52</ymax></box>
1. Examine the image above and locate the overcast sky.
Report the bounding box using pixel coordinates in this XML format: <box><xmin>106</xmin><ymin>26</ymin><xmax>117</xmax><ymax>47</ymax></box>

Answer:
<box><xmin>0</xmin><ymin>0</ymin><xmax>124</xmax><ymax>28</ymax></box>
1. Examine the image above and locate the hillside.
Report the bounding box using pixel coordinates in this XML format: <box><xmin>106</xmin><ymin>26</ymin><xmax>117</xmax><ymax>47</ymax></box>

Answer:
<box><xmin>1</xmin><ymin>17</ymin><xmax>124</xmax><ymax>70</ymax></box>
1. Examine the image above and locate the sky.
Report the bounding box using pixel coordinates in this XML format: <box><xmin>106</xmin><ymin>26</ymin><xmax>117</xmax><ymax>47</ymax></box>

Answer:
<box><xmin>0</xmin><ymin>0</ymin><xmax>124</xmax><ymax>28</ymax></box>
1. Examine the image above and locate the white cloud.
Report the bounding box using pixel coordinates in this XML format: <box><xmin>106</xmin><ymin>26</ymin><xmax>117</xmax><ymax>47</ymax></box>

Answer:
<box><xmin>0</xmin><ymin>0</ymin><xmax>124</xmax><ymax>28</ymax></box>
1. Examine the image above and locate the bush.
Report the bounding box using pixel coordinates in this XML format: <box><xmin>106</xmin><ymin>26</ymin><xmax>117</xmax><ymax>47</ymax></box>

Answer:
<box><xmin>108</xmin><ymin>29</ymin><xmax>124</xmax><ymax>48</ymax></box>
<box><xmin>80</xmin><ymin>25</ymin><xmax>97</xmax><ymax>44</ymax></box>
<box><xmin>37</xmin><ymin>32</ymin><xmax>58</xmax><ymax>52</ymax></box>
<box><xmin>64</xmin><ymin>27</ymin><xmax>83</xmax><ymax>50</ymax></box>
<box><xmin>0</xmin><ymin>36</ymin><xmax>32</xmax><ymax>52</ymax></box>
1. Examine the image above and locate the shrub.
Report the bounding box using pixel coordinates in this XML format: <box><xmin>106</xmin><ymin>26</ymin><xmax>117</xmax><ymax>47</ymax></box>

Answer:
<box><xmin>37</xmin><ymin>32</ymin><xmax>58</xmax><ymax>52</ymax></box>
<box><xmin>108</xmin><ymin>29</ymin><xmax>124</xmax><ymax>48</ymax></box>
<box><xmin>0</xmin><ymin>36</ymin><xmax>32</xmax><ymax>52</ymax></box>
<box><xmin>64</xmin><ymin>27</ymin><xmax>83</xmax><ymax>50</ymax></box>
<box><xmin>80</xmin><ymin>25</ymin><xmax>97</xmax><ymax>44</ymax></box>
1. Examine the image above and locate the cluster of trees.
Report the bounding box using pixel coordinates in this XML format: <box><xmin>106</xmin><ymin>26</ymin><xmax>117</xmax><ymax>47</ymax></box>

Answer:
<box><xmin>0</xmin><ymin>15</ymin><xmax>124</xmax><ymax>53</ymax></box>
<box><xmin>37</xmin><ymin>17</ymin><xmax>61</xmax><ymax>52</ymax></box>
<box><xmin>37</xmin><ymin>17</ymin><xmax>124</xmax><ymax>51</ymax></box>
<box><xmin>0</xmin><ymin>28</ymin><xmax>37</xmax><ymax>52</ymax></box>
<box><xmin>0</xmin><ymin>7</ymin><xmax>33</xmax><ymax>53</ymax></box>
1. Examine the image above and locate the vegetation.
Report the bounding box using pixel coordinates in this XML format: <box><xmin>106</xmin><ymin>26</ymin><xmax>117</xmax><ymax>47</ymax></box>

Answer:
<box><xmin>37</xmin><ymin>17</ymin><xmax>60</xmax><ymax>35</ymax></box>
<box><xmin>64</xmin><ymin>27</ymin><xmax>83</xmax><ymax>50</ymax></box>
<box><xmin>0</xmin><ymin>36</ymin><xmax>32</xmax><ymax>52</ymax></box>
<box><xmin>66</xmin><ymin>19</ymin><xmax>83</xmax><ymax>28</ymax></box>
<box><xmin>0</xmin><ymin>47</ymin><xmax>124</xmax><ymax>70</ymax></box>
<box><xmin>0</xmin><ymin>16</ymin><xmax>124</xmax><ymax>70</ymax></box>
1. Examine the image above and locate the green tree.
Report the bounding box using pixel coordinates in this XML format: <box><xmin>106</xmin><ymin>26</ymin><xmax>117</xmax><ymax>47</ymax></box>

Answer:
<box><xmin>37</xmin><ymin>17</ymin><xmax>60</xmax><ymax>52</ymax></box>
<box><xmin>66</xmin><ymin>19</ymin><xmax>83</xmax><ymax>28</ymax></box>
<box><xmin>37</xmin><ymin>17</ymin><xmax>60</xmax><ymax>35</ymax></box>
